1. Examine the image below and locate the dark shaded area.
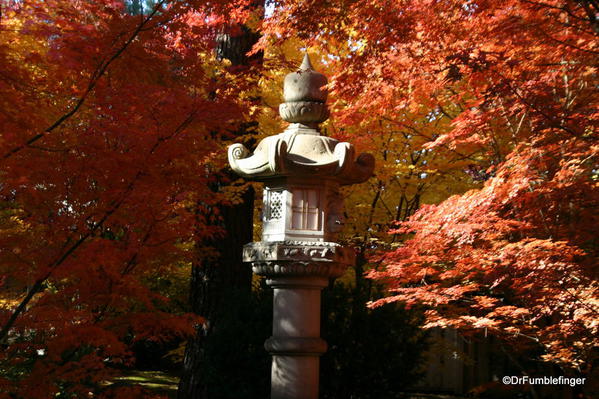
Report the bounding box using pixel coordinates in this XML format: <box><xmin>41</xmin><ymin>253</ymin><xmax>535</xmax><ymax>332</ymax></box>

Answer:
<box><xmin>177</xmin><ymin>185</ymin><xmax>257</xmax><ymax>399</ymax></box>
<box><xmin>132</xmin><ymin>340</ymin><xmax>179</xmax><ymax>371</ymax></box>
<box><xmin>321</xmin><ymin>272</ymin><xmax>429</xmax><ymax>399</ymax></box>
<box><xmin>190</xmin><ymin>285</ymin><xmax>272</xmax><ymax>399</ymax></box>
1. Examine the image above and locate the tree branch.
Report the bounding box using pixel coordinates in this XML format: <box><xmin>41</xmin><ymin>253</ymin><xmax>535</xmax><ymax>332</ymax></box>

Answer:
<box><xmin>2</xmin><ymin>0</ymin><xmax>166</xmax><ymax>160</ymax></box>
<box><xmin>0</xmin><ymin>110</ymin><xmax>196</xmax><ymax>343</ymax></box>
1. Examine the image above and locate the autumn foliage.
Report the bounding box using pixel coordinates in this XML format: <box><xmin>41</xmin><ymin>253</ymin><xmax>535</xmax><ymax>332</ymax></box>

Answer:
<box><xmin>258</xmin><ymin>0</ymin><xmax>598</xmax><ymax>375</ymax></box>
<box><xmin>1</xmin><ymin>0</ymin><xmax>598</xmax><ymax>397</ymax></box>
<box><xmin>0</xmin><ymin>0</ymin><xmax>260</xmax><ymax>397</ymax></box>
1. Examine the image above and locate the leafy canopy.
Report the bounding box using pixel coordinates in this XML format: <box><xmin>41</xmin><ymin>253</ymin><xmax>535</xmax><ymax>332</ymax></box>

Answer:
<box><xmin>258</xmin><ymin>0</ymin><xmax>598</xmax><ymax>371</ymax></box>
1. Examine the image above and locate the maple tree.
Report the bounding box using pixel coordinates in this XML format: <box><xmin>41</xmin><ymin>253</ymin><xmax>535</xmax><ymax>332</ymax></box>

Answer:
<box><xmin>0</xmin><ymin>0</ymin><xmax>261</xmax><ymax>397</ymax></box>
<box><xmin>258</xmin><ymin>0</ymin><xmax>598</xmax><ymax>383</ymax></box>
<box><xmin>2</xmin><ymin>0</ymin><xmax>597</xmax><ymax>397</ymax></box>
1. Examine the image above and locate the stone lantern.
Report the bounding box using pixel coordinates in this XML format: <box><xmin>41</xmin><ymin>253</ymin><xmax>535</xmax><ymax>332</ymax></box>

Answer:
<box><xmin>228</xmin><ymin>54</ymin><xmax>374</xmax><ymax>399</ymax></box>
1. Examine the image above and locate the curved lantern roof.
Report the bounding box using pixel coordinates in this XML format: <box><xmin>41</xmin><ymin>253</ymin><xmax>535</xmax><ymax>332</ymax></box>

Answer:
<box><xmin>228</xmin><ymin>54</ymin><xmax>374</xmax><ymax>185</ymax></box>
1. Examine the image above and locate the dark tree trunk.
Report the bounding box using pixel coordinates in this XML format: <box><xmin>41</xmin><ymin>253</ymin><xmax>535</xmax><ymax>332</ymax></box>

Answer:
<box><xmin>177</xmin><ymin>13</ymin><xmax>263</xmax><ymax>399</ymax></box>
<box><xmin>177</xmin><ymin>186</ymin><xmax>255</xmax><ymax>399</ymax></box>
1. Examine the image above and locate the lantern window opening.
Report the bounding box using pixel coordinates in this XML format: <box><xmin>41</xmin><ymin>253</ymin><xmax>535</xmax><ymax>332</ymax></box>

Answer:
<box><xmin>291</xmin><ymin>188</ymin><xmax>321</xmax><ymax>231</ymax></box>
<box><xmin>266</xmin><ymin>190</ymin><xmax>284</xmax><ymax>221</ymax></box>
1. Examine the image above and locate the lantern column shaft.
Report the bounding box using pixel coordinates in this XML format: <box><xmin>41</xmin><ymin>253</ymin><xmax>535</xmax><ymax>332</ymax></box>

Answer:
<box><xmin>266</xmin><ymin>276</ymin><xmax>328</xmax><ymax>399</ymax></box>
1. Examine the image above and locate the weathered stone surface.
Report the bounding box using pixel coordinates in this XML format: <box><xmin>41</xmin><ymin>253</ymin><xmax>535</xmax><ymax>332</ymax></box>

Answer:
<box><xmin>227</xmin><ymin>129</ymin><xmax>374</xmax><ymax>185</ymax></box>
<box><xmin>227</xmin><ymin>53</ymin><xmax>374</xmax><ymax>187</ymax></box>
<box><xmin>279</xmin><ymin>101</ymin><xmax>329</xmax><ymax>124</ymax></box>
<box><xmin>283</xmin><ymin>53</ymin><xmax>328</xmax><ymax>104</ymax></box>
<box><xmin>252</xmin><ymin>261</ymin><xmax>349</xmax><ymax>280</ymax></box>
<box><xmin>243</xmin><ymin>241</ymin><xmax>354</xmax><ymax>265</ymax></box>
<box><xmin>265</xmin><ymin>337</ymin><xmax>328</xmax><ymax>355</ymax></box>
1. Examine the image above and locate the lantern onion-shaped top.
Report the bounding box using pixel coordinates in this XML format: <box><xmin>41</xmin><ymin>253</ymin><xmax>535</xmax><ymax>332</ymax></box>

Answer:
<box><xmin>228</xmin><ymin>53</ymin><xmax>374</xmax><ymax>185</ymax></box>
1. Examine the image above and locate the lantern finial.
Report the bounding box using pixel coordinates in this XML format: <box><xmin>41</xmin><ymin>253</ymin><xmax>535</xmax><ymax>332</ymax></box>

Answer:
<box><xmin>228</xmin><ymin>52</ymin><xmax>374</xmax><ymax>186</ymax></box>
<box><xmin>300</xmin><ymin>52</ymin><xmax>314</xmax><ymax>71</ymax></box>
<box><xmin>280</xmin><ymin>53</ymin><xmax>329</xmax><ymax>126</ymax></box>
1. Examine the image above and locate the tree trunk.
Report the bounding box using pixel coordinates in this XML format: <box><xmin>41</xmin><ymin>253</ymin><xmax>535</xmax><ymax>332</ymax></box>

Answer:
<box><xmin>177</xmin><ymin>186</ymin><xmax>255</xmax><ymax>399</ymax></box>
<box><xmin>177</xmin><ymin>16</ymin><xmax>263</xmax><ymax>399</ymax></box>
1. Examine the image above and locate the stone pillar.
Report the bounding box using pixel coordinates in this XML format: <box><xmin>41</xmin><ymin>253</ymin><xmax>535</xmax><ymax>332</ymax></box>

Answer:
<box><xmin>244</xmin><ymin>242</ymin><xmax>353</xmax><ymax>399</ymax></box>
<box><xmin>268</xmin><ymin>276</ymin><xmax>326</xmax><ymax>399</ymax></box>
<box><xmin>228</xmin><ymin>53</ymin><xmax>374</xmax><ymax>399</ymax></box>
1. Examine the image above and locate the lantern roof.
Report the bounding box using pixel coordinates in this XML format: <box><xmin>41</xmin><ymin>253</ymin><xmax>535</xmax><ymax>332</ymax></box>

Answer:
<box><xmin>228</xmin><ymin>53</ymin><xmax>374</xmax><ymax>185</ymax></box>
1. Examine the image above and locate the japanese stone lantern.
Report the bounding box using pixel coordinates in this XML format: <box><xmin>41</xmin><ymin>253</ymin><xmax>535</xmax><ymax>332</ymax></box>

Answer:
<box><xmin>228</xmin><ymin>54</ymin><xmax>374</xmax><ymax>399</ymax></box>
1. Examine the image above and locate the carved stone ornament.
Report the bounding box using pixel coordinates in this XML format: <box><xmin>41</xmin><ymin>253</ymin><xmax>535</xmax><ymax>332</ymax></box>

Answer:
<box><xmin>243</xmin><ymin>240</ymin><xmax>355</xmax><ymax>265</ymax></box>
<box><xmin>227</xmin><ymin>53</ymin><xmax>374</xmax><ymax>186</ymax></box>
<box><xmin>251</xmin><ymin>261</ymin><xmax>349</xmax><ymax>280</ymax></box>
<box><xmin>279</xmin><ymin>101</ymin><xmax>329</xmax><ymax>124</ymax></box>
